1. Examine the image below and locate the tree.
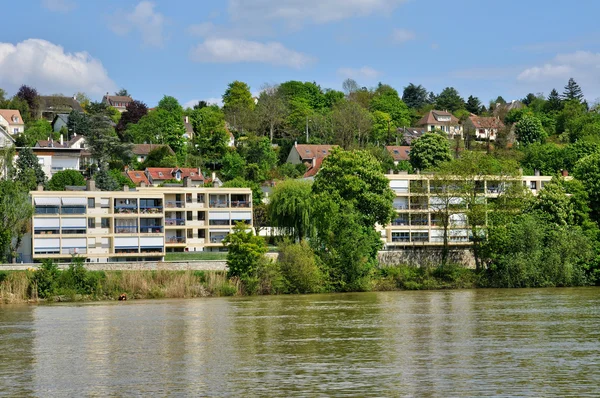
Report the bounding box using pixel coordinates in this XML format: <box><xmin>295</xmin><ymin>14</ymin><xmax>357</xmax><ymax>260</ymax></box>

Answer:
<box><xmin>47</xmin><ymin>170</ymin><xmax>85</xmax><ymax>191</ymax></box>
<box><xmin>126</xmin><ymin>109</ymin><xmax>186</xmax><ymax>156</ymax></box>
<box><xmin>140</xmin><ymin>146</ymin><xmax>177</xmax><ymax>168</ymax></box>
<box><xmin>409</xmin><ymin>133</ymin><xmax>452</xmax><ymax>170</ymax></box>
<box><xmin>268</xmin><ymin>179</ymin><xmax>314</xmax><ymax>241</ymax></box>
<box><xmin>515</xmin><ymin>115</ymin><xmax>546</xmax><ymax>145</ymax></box>
<box><xmin>74</xmin><ymin>92</ymin><xmax>90</xmax><ymax>109</ymax></box>
<box><xmin>115</xmin><ymin>88</ymin><xmax>130</xmax><ymax>97</ymax></box>
<box><xmin>223</xmin><ymin>223</ymin><xmax>268</xmax><ymax>278</ymax></box>
<box><xmin>563</xmin><ymin>78</ymin><xmax>584</xmax><ymax>102</ymax></box>
<box><xmin>369</xmin><ymin>83</ymin><xmax>411</xmax><ymax>127</ymax></box>
<box><xmin>86</xmin><ymin>115</ymin><xmax>132</xmax><ymax>170</ymax></box>
<box><xmin>427</xmin><ymin>91</ymin><xmax>437</xmax><ymax>105</ymax></box>
<box><xmin>527</xmin><ymin>177</ymin><xmax>573</xmax><ymax>226</ymax></box>
<box><xmin>370</xmin><ymin>111</ymin><xmax>396</xmax><ymax>144</ymax></box>
<box><xmin>66</xmin><ymin>110</ymin><xmax>91</xmax><ymax>138</ymax></box>
<box><xmin>574</xmin><ymin>153</ymin><xmax>600</xmax><ymax>221</ymax></box>
<box><xmin>0</xmin><ymin>180</ymin><xmax>33</xmax><ymax>262</ymax></box>
<box><xmin>436</xmin><ymin>87</ymin><xmax>465</xmax><ymax>112</ymax></box>
<box><xmin>402</xmin><ymin>83</ymin><xmax>428</xmax><ymax>109</ymax></box>
<box><xmin>94</xmin><ymin>168</ymin><xmax>119</xmax><ymax>191</ymax></box>
<box><xmin>16</xmin><ymin>85</ymin><xmax>39</xmax><ymax>119</ymax></box>
<box><xmin>545</xmin><ymin>89</ymin><xmax>563</xmax><ymax>112</ymax></box>
<box><xmin>223</xmin><ymin>81</ymin><xmax>255</xmax><ymax>132</ymax></box>
<box><xmin>331</xmin><ymin>100</ymin><xmax>372</xmax><ymax>148</ymax></box>
<box><xmin>157</xmin><ymin>95</ymin><xmax>183</xmax><ymax>116</ymax></box>
<box><xmin>238</xmin><ymin>135</ymin><xmax>278</xmax><ymax>182</ymax></box>
<box><xmin>17</xmin><ymin>119</ymin><xmax>55</xmax><ymax>147</ymax></box>
<box><xmin>115</xmin><ymin>100</ymin><xmax>148</xmax><ymax>139</ymax></box>
<box><xmin>342</xmin><ymin>78</ymin><xmax>359</xmax><ymax>95</ymax></box>
<box><xmin>465</xmin><ymin>95</ymin><xmax>482</xmax><ymax>114</ymax></box>
<box><xmin>256</xmin><ymin>84</ymin><xmax>287</xmax><ymax>142</ymax></box>
<box><xmin>15</xmin><ymin>147</ymin><xmax>46</xmax><ymax>190</ymax></box>
<box><xmin>278</xmin><ymin>240</ymin><xmax>324</xmax><ymax>293</ymax></box>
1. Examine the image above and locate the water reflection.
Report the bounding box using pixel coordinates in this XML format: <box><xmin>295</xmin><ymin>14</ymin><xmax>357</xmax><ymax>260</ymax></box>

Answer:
<box><xmin>0</xmin><ymin>288</ymin><xmax>598</xmax><ymax>397</ymax></box>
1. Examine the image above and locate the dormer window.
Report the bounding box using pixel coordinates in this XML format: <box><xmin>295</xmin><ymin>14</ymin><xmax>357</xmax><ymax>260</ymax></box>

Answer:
<box><xmin>175</xmin><ymin>171</ymin><xmax>182</xmax><ymax>180</ymax></box>
<box><xmin>190</xmin><ymin>172</ymin><xmax>195</xmax><ymax>176</ymax></box>
<box><xmin>158</xmin><ymin>172</ymin><xmax>163</xmax><ymax>177</ymax></box>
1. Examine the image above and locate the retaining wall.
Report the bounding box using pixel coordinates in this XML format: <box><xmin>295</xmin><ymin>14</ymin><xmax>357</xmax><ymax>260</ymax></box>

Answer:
<box><xmin>0</xmin><ymin>261</ymin><xmax>227</xmax><ymax>271</ymax></box>
<box><xmin>377</xmin><ymin>249</ymin><xmax>476</xmax><ymax>268</ymax></box>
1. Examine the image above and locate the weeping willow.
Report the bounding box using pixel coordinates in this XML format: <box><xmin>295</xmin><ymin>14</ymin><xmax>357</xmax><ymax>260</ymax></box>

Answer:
<box><xmin>268</xmin><ymin>179</ymin><xmax>314</xmax><ymax>241</ymax></box>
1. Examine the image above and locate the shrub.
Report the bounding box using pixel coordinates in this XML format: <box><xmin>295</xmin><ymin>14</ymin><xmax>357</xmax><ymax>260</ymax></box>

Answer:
<box><xmin>31</xmin><ymin>260</ymin><xmax>60</xmax><ymax>298</ymax></box>
<box><xmin>278</xmin><ymin>240</ymin><xmax>324</xmax><ymax>294</ymax></box>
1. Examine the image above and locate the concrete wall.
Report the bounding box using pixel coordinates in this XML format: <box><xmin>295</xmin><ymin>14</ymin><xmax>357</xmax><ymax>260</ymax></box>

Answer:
<box><xmin>377</xmin><ymin>249</ymin><xmax>475</xmax><ymax>268</ymax></box>
<box><xmin>0</xmin><ymin>260</ymin><xmax>227</xmax><ymax>271</ymax></box>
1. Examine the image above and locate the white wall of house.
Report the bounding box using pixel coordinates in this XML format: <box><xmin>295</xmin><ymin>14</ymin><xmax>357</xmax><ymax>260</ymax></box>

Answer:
<box><xmin>474</xmin><ymin>128</ymin><xmax>498</xmax><ymax>141</ymax></box>
<box><xmin>0</xmin><ymin>115</ymin><xmax>24</xmax><ymax>135</ymax></box>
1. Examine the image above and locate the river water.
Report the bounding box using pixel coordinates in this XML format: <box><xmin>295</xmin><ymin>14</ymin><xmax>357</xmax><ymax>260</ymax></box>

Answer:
<box><xmin>1</xmin><ymin>288</ymin><xmax>599</xmax><ymax>397</ymax></box>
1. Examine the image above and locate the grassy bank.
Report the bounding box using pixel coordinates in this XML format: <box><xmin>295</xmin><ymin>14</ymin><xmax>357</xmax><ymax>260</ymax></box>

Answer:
<box><xmin>164</xmin><ymin>252</ymin><xmax>228</xmax><ymax>261</ymax></box>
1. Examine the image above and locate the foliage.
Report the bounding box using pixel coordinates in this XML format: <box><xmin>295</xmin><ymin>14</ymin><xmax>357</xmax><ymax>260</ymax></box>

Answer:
<box><xmin>369</xmin><ymin>83</ymin><xmax>411</xmax><ymax>128</ymax></box>
<box><xmin>66</xmin><ymin>110</ymin><xmax>91</xmax><ymax>138</ymax></box>
<box><xmin>94</xmin><ymin>168</ymin><xmax>119</xmax><ymax>191</ymax></box>
<box><xmin>237</xmin><ymin>135</ymin><xmax>278</xmax><ymax>181</ymax></box>
<box><xmin>223</xmin><ymin>223</ymin><xmax>268</xmax><ymax>279</ymax></box>
<box><xmin>563</xmin><ymin>78</ymin><xmax>584</xmax><ymax>102</ymax></box>
<box><xmin>402</xmin><ymin>83</ymin><xmax>428</xmax><ymax>109</ymax></box>
<box><xmin>86</xmin><ymin>114</ymin><xmax>132</xmax><ymax>168</ymax></box>
<box><xmin>0</xmin><ymin>180</ymin><xmax>33</xmax><ymax>262</ymax></box>
<box><xmin>140</xmin><ymin>146</ymin><xmax>177</xmax><ymax>168</ymax></box>
<box><xmin>47</xmin><ymin>169</ymin><xmax>85</xmax><ymax>191</ymax></box>
<box><xmin>269</xmin><ymin>179</ymin><xmax>314</xmax><ymax>241</ymax></box>
<box><xmin>409</xmin><ymin>133</ymin><xmax>452</xmax><ymax>170</ymax></box>
<box><xmin>17</xmin><ymin>119</ymin><xmax>56</xmax><ymax>147</ymax></box>
<box><xmin>15</xmin><ymin>147</ymin><xmax>46</xmax><ymax>190</ymax></box>
<box><xmin>31</xmin><ymin>260</ymin><xmax>59</xmax><ymax>298</ymax></box>
<box><xmin>157</xmin><ymin>95</ymin><xmax>184</xmax><ymax>115</ymax></box>
<box><xmin>110</xmin><ymin>169</ymin><xmax>135</xmax><ymax>189</ymax></box>
<box><xmin>116</xmin><ymin>100</ymin><xmax>148</xmax><ymax>139</ymax></box>
<box><xmin>223</xmin><ymin>81</ymin><xmax>255</xmax><ymax>111</ymax></box>
<box><xmin>574</xmin><ymin>153</ymin><xmax>600</xmax><ymax>221</ymax></box>
<box><xmin>436</xmin><ymin>87</ymin><xmax>465</xmax><ymax>112</ymax></box>
<box><xmin>278</xmin><ymin>240</ymin><xmax>324</xmax><ymax>293</ymax></box>
<box><xmin>16</xmin><ymin>85</ymin><xmax>39</xmax><ymax>118</ymax></box>
<box><xmin>515</xmin><ymin>115</ymin><xmax>546</xmax><ymax>145</ymax></box>
<box><xmin>465</xmin><ymin>95</ymin><xmax>482</xmax><ymax>114</ymax></box>
<box><xmin>331</xmin><ymin>99</ymin><xmax>372</xmax><ymax>149</ymax></box>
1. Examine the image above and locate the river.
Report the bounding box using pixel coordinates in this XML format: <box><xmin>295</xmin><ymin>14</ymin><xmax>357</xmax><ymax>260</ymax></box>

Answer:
<box><xmin>1</xmin><ymin>288</ymin><xmax>599</xmax><ymax>397</ymax></box>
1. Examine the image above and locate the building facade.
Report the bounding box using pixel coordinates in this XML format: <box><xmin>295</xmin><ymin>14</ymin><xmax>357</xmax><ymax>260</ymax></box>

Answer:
<box><xmin>382</xmin><ymin>172</ymin><xmax>555</xmax><ymax>248</ymax></box>
<box><xmin>416</xmin><ymin>110</ymin><xmax>463</xmax><ymax>137</ymax></box>
<box><xmin>27</xmin><ymin>184</ymin><xmax>252</xmax><ymax>262</ymax></box>
<box><xmin>0</xmin><ymin>109</ymin><xmax>25</xmax><ymax>135</ymax></box>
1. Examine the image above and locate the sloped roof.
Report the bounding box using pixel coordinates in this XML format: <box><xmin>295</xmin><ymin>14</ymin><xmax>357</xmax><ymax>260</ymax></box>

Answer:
<box><xmin>417</xmin><ymin>110</ymin><xmax>459</xmax><ymax>126</ymax></box>
<box><xmin>38</xmin><ymin>96</ymin><xmax>83</xmax><ymax>113</ymax></box>
<box><xmin>0</xmin><ymin>109</ymin><xmax>24</xmax><ymax>125</ymax></box>
<box><xmin>125</xmin><ymin>170</ymin><xmax>150</xmax><ymax>186</ymax></box>
<box><xmin>145</xmin><ymin>167</ymin><xmax>204</xmax><ymax>181</ymax></box>
<box><xmin>303</xmin><ymin>157</ymin><xmax>324</xmax><ymax>178</ymax></box>
<box><xmin>468</xmin><ymin>115</ymin><xmax>505</xmax><ymax>130</ymax></box>
<box><xmin>35</xmin><ymin>140</ymin><xmax>67</xmax><ymax>148</ymax></box>
<box><xmin>386</xmin><ymin>146</ymin><xmax>411</xmax><ymax>161</ymax></box>
<box><xmin>294</xmin><ymin>144</ymin><xmax>337</xmax><ymax>160</ymax></box>
<box><xmin>104</xmin><ymin>95</ymin><xmax>133</xmax><ymax>104</ymax></box>
<box><xmin>132</xmin><ymin>144</ymin><xmax>175</xmax><ymax>156</ymax></box>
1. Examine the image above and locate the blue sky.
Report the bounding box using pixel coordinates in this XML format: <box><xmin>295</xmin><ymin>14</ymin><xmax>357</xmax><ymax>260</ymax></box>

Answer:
<box><xmin>1</xmin><ymin>0</ymin><xmax>600</xmax><ymax>108</ymax></box>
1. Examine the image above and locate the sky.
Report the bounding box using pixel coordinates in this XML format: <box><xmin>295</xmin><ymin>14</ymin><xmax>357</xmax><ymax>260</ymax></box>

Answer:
<box><xmin>1</xmin><ymin>0</ymin><xmax>600</xmax><ymax>108</ymax></box>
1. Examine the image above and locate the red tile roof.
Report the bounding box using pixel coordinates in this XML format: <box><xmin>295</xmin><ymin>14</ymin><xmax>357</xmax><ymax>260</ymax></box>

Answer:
<box><xmin>303</xmin><ymin>157</ymin><xmax>324</xmax><ymax>178</ymax></box>
<box><xmin>295</xmin><ymin>144</ymin><xmax>337</xmax><ymax>160</ymax></box>
<box><xmin>132</xmin><ymin>144</ymin><xmax>175</xmax><ymax>156</ymax></box>
<box><xmin>0</xmin><ymin>109</ymin><xmax>24</xmax><ymax>125</ymax></box>
<box><xmin>386</xmin><ymin>146</ymin><xmax>411</xmax><ymax>161</ymax></box>
<box><xmin>126</xmin><ymin>170</ymin><xmax>150</xmax><ymax>186</ymax></box>
<box><xmin>468</xmin><ymin>115</ymin><xmax>505</xmax><ymax>130</ymax></box>
<box><xmin>417</xmin><ymin>110</ymin><xmax>459</xmax><ymax>126</ymax></box>
<box><xmin>145</xmin><ymin>167</ymin><xmax>204</xmax><ymax>181</ymax></box>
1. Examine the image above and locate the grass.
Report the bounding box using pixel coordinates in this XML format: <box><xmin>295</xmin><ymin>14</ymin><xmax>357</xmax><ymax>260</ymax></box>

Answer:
<box><xmin>164</xmin><ymin>252</ymin><xmax>228</xmax><ymax>261</ymax></box>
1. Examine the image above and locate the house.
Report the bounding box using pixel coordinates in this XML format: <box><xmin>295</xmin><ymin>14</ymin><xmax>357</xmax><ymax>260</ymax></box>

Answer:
<box><xmin>0</xmin><ymin>126</ymin><xmax>15</xmax><ymax>149</ymax></box>
<box><xmin>51</xmin><ymin>113</ymin><xmax>70</xmax><ymax>133</ymax></box>
<box><xmin>17</xmin><ymin>145</ymin><xmax>81</xmax><ymax>178</ymax></box>
<box><xmin>302</xmin><ymin>157</ymin><xmax>324</xmax><ymax>179</ymax></box>
<box><xmin>385</xmin><ymin>146</ymin><xmax>411</xmax><ymax>165</ymax></box>
<box><xmin>416</xmin><ymin>110</ymin><xmax>462</xmax><ymax>137</ymax></box>
<box><xmin>464</xmin><ymin>115</ymin><xmax>505</xmax><ymax>141</ymax></box>
<box><xmin>287</xmin><ymin>143</ymin><xmax>336</xmax><ymax>166</ymax></box>
<box><xmin>145</xmin><ymin>167</ymin><xmax>204</xmax><ymax>186</ymax></box>
<box><xmin>23</xmin><ymin>183</ymin><xmax>253</xmax><ymax>262</ymax></box>
<box><xmin>183</xmin><ymin>116</ymin><xmax>194</xmax><ymax>140</ymax></box>
<box><xmin>227</xmin><ymin>129</ymin><xmax>235</xmax><ymax>148</ymax></box>
<box><xmin>132</xmin><ymin>144</ymin><xmax>175</xmax><ymax>163</ymax></box>
<box><xmin>397</xmin><ymin>127</ymin><xmax>426</xmax><ymax>145</ymax></box>
<box><xmin>125</xmin><ymin>170</ymin><xmax>150</xmax><ymax>186</ymax></box>
<box><xmin>493</xmin><ymin>100</ymin><xmax>523</xmax><ymax>118</ymax></box>
<box><xmin>102</xmin><ymin>93</ymin><xmax>133</xmax><ymax>113</ymax></box>
<box><xmin>0</xmin><ymin>109</ymin><xmax>25</xmax><ymax>135</ymax></box>
<box><xmin>37</xmin><ymin>96</ymin><xmax>84</xmax><ymax>121</ymax></box>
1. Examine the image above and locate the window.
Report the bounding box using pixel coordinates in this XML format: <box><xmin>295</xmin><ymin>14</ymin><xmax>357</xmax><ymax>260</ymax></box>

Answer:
<box><xmin>187</xmin><ymin>229</ymin><xmax>193</xmax><ymax>239</ymax></box>
<box><xmin>101</xmin><ymin>218</ymin><xmax>110</xmax><ymax>228</ymax></box>
<box><xmin>198</xmin><ymin>211</ymin><xmax>205</xmax><ymax>221</ymax></box>
<box><xmin>88</xmin><ymin>218</ymin><xmax>96</xmax><ymax>228</ymax></box>
<box><xmin>530</xmin><ymin>181</ymin><xmax>537</xmax><ymax>190</ymax></box>
<box><xmin>88</xmin><ymin>198</ymin><xmax>95</xmax><ymax>208</ymax></box>
<box><xmin>158</xmin><ymin>172</ymin><xmax>163</xmax><ymax>177</ymax></box>
<box><xmin>198</xmin><ymin>229</ymin><xmax>206</xmax><ymax>238</ymax></box>
<box><xmin>13</xmin><ymin>128</ymin><xmax>19</xmax><ymax>134</ymax></box>
<box><xmin>186</xmin><ymin>211</ymin><xmax>193</xmax><ymax>221</ymax></box>
<box><xmin>39</xmin><ymin>158</ymin><xmax>45</xmax><ymax>165</ymax></box>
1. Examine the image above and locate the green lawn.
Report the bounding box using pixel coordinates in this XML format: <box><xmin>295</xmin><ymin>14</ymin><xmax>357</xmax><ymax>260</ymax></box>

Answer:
<box><xmin>165</xmin><ymin>252</ymin><xmax>228</xmax><ymax>261</ymax></box>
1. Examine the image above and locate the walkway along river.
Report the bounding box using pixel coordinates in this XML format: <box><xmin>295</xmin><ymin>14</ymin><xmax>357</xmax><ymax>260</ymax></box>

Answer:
<box><xmin>1</xmin><ymin>288</ymin><xmax>598</xmax><ymax>396</ymax></box>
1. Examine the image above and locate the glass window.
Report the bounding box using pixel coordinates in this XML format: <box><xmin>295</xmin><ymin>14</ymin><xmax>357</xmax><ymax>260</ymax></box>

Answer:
<box><xmin>101</xmin><ymin>218</ymin><xmax>110</xmax><ymax>228</ymax></box>
<box><xmin>187</xmin><ymin>211</ymin><xmax>193</xmax><ymax>221</ymax></box>
<box><xmin>88</xmin><ymin>198</ymin><xmax>95</xmax><ymax>208</ymax></box>
<box><xmin>187</xmin><ymin>229</ymin><xmax>193</xmax><ymax>238</ymax></box>
<box><xmin>88</xmin><ymin>218</ymin><xmax>96</xmax><ymax>228</ymax></box>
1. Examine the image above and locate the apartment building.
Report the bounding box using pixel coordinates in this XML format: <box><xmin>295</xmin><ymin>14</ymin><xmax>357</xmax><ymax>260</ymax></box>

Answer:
<box><xmin>383</xmin><ymin>172</ymin><xmax>557</xmax><ymax>248</ymax></box>
<box><xmin>27</xmin><ymin>182</ymin><xmax>252</xmax><ymax>262</ymax></box>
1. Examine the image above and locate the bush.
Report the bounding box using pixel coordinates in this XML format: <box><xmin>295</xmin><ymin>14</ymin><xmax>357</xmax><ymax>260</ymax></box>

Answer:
<box><xmin>278</xmin><ymin>240</ymin><xmax>324</xmax><ymax>294</ymax></box>
<box><xmin>256</xmin><ymin>259</ymin><xmax>285</xmax><ymax>295</ymax></box>
<box><xmin>31</xmin><ymin>260</ymin><xmax>60</xmax><ymax>298</ymax></box>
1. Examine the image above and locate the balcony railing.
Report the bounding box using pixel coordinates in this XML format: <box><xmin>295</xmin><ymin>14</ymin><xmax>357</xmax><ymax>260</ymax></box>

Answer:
<box><xmin>391</xmin><ymin>237</ymin><xmax>410</xmax><ymax>242</ymax></box>
<box><xmin>231</xmin><ymin>200</ymin><xmax>250</xmax><ymax>208</ymax></box>
<box><xmin>393</xmin><ymin>204</ymin><xmax>409</xmax><ymax>210</ymax></box>
<box><xmin>410</xmin><ymin>204</ymin><xmax>428</xmax><ymax>210</ymax></box>
<box><xmin>140</xmin><ymin>226</ymin><xmax>164</xmax><ymax>233</ymax></box>
<box><xmin>35</xmin><ymin>228</ymin><xmax>60</xmax><ymax>235</ymax></box>
<box><xmin>35</xmin><ymin>207</ymin><xmax>59</xmax><ymax>214</ymax></box>
<box><xmin>392</xmin><ymin>219</ymin><xmax>408</xmax><ymax>226</ymax></box>
<box><xmin>411</xmin><ymin>236</ymin><xmax>429</xmax><ymax>242</ymax></box>
<box><xmin>61</xmin><ymin>228</ymin><xmax>86</xmax><ymax>234</ymax></box>
<box><xmin>209</xmin><ymin>201</ymin><xmax>230</xmax><ymax>208</ymax></box>
<box><xmin>115</xmin><ymin>205</ymin><xmax>138</xmax><ymax>214</ymax></box>
<box><xmin>165</xmin><ymin>201</ymin><xmax>184</xmax><ymax>208</ymax></box>
<box><xmin>61</xmin><ymin>206</ymin><xmax>86</xmax><ymax>214</ymax></box>
<box><xmin>165</xmin><ymin>218</ymin><xmax>185</xmax><ymax>226</ymax></box>
<box><xmin>60</xmin><ymin>248</ymin><xmax>87</xmax><ymax>255</ymax></box>
<box><xmin>140</xmin><ymin>206</ymin><xmax>163</xmax><ymax>214</ymax></box>
<box><xmin>410</xmin><ymin>220</ymin><xmax>428</xmax><ymax>226</ymax></box>
<box><xmin>210</xmin><ymin>236</ymin><xmax>227</xmax><ymax>244</ymax></box>
<box><xmin>166</xmin><ymin>236</ymin><xmax>186</xmax><ymax>244</ymax></box>
<box><xmin>115</xmin><ymin>225</ymin><xmax>138</xmax><ymax>234</ymax></box>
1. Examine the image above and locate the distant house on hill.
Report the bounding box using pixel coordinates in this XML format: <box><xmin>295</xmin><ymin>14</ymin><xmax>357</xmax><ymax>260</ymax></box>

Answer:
<box><xmin>0</xmin><ymin>109</ymin><xmax>25</xmax><ymax>135</ymax></box>
<box><xmin>131</xmin><ymin>144</ymin><xmax>175</xmax><ymax>163</ymax></box>
<box><xmin>102</xmin><ymin>93</ymin><xmax>133</xmax><ymax>113</ymax></box>
<box><xmin>51</xmin><ymin>113</ymin><xmax>70</xmax><ymax>133</ymax></box>
<box><xmin>144</xmin><ymin>167</ymin><xmax>204</xmax><ymax>186</ymax></box>
<box><xmin>464</xmin><ymin>115</ymin><xmax>505</xmax><ymax>141</ymax></box>
<box><xmin>287</xmin><ymin>143</ymin><xmax>336</xmax><ymax>165</ymax></box>
<box><xmin>0</xmin><ymin>126</ymin><xmax>15</xmax><ymax>149</ymax></box>
<box><xmin>397</xmin><ymin>127</ymin><xmax>426</xmax><ymax>145</ymax></box>
<box><xmin>416</xmin><ymin>110</ymin><xmax>462</xmax><ymax>137</ymax></box>
<box><xmin>385</xmin><ymin>146</ymin><xmax>411</xmax><ymax>165</ymax></box>
<box><xmin>38</xmin><ymin>96</ymin><xmax>83</xmax><ymax>121</ymax></box>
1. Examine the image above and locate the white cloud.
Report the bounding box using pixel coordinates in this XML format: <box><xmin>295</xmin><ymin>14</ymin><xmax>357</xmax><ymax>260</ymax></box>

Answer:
<box><xmin>228</xmin><ymin>0</ymin><xmax>407</xmax><ymax>26</ymax></box>
<box><xmin>187</xmin><ymin>22</ymin><xmax>216</xmax><ymax>37</ymax></box>
<box><xmin>337</xmin><ymin>66</ymin><xmax>381</xmax><ymax>80</ymax></box>
<box><xmin>0</xmin><ymin>39</ymin><xmax>116</xmax><ymax>96</ymax></box>
<box><xmin>517</xmin><ymin>51</ymin><xmax>600</xmax><ymax>98</ymax></box>
<box><xmin>391</xmin><ymin>28</ymin><xmax>415</xmax><ymax>43</ymax></box>
<box><xmin>109</xmin><ymin>1</ymin><xmax>165</xmax><ymax>47</ymax></box>
<box><xmin>183</xmin><ymin>98</ymin><xmax>222</xmax><ymax>109</ymax></box>
<box><xmin>190</xmin><ymin>38</ymin><xmax>315</xmax><ymax>68</ymax></box>
<box><xmin>41</xmin><ymin>0</ymin><xmax>76</xmax><ymax>12</ymax></box>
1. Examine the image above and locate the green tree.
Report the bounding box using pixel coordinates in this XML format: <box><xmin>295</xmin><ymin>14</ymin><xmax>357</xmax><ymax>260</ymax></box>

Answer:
<box><xmin>66</xmin><ymin>110</ymin><xmax>91</xmax><ymax>138</ymax></box>
<box><xmin>0</xmin><ymin>180</ymin><xmax>33</xmax><ymax>262</ymax></box>
<box><xmin>47</xmin><ymin>169</ymin><xmax>85</xmax><ymax>191</ymax></box>
<box><xmin>409</xmin><ymin>133</ymin><xmax>452</xmax><ymax>170</ymax></box>
<box><xmin>465</xmin><ymin>95</ymin><xmax>482</xmax><ymax>114</ymax></box>
<box><xmin>94</xmin><ymin>168</ymin><xmax>119</xmax><ymax>191</ymax></box>
<box><xmin>331</xmin><ymin>99</ymin><xmax>372</xmax><ymax>148</ymax></box>
<box><xmin>110</xmin><ymin>169</ymin><xmax>135</xmax><ymax>189</ymax></box>
<box><xmin>278</xmin><ymin>240</ymin><xmax>324</xmax><ymax>293</ymax></box>
<box><xmin>370</xmin><ymin>110</ymin><xmax>396</xmax><ymax>144</ymax></box>
<box><xmin>140</xmin><ymin>146</ymin><xmax>178</xmax><ymax>168</ymax></box>
<box><xmin>255</xmin><ymin>84</ymin><xmax>287</xmax><ymax>142</ymax></box>
<box><xmin>126</xmin><ymin>109</ymin><xmax>186</xmax><ymax>155</ymax></box>
<box><xmin>220</xmin><ymin>151</ymin><xmax>247</xmax><ymax>181</ymax></box>
<box><xmin>402</xmin><ymin>83</ymin><xmax>428</xmax><ymax>109</ymax></box>
<box><xmin>562</xmin><ymin>78</ymin><xmax>584</xmax><ymax>102</ymax></box>
<box><xmin>574</xmin><ymin>153</ymin><xmax>600</xmax><ymax>221</ymax></box>
<box><xmin>238</xmin><ymin>135</ymin><xmax>278</xmax><ymax>182</ymax></box>
<box><xmin>86</xmin><ymin>115</ymin><xmax>132</xmax><ymax>168</ymax></box>
<box><xmin>115</xmin><ymin>88</ymin><xmax>130</xmax><ymax>97</ymax></box>
<box><xmin>515</xmin><ymin>115</ymin><xmax>546</xmax><ymax>145</ymax></box>
<box><xmin>15</xmin><ymin>147</ymin><xmax>46</xmax><ymax>190</ymax></box>
<box><xmin>527</xmin><ymin>177</ymin><xmax>573</xmax><ymax>226</ymax></box>
<box><xmin>269</xmin><ymin>179</ymin><xmax>314</xmax><ymax>241</ymax></box>
<box><xmin>17</xmin><ymin>119</ymin><xmax>56</xmax><ymax>147</ymax></box>
<box><xmin>436</xmin><ymin>87</ymin><xmax>465</xmax><ymax>112</ymax></box>
<box><xmin>157</xmin><ymin>95</ymin><xmax>184</xmax><ymax>115</ymax></box>
<box><xmin>545</xmin><ymin>88</ymin><xmax>563</xmax><ymax>112</ymax></box>
<box><xmin>369</xmin><ymin>83</ymin><xmax>411</xmax><ymax>128</ymax></box>
<box><xmin>223</xmin><ymin>223</ymin><xmax>268</xmax><ymax>279</ymax></box>
<box><xmin>223</xmin><ymin>81</ymin><xmax>255</xmax><ymax>132</ymax></box>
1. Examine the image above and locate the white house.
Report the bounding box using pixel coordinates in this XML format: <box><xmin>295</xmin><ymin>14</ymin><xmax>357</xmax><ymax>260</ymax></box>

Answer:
<box><xmin>464</xmin><ymin>115</ymin><xmax>505</xmax><ymax>141</ymax></box>
<box><xmin>416</xmin><ymin>110</ymin><xmax>462</xmax><ymax>137</ymax></box>
<box><xmin>0</xmin><ymin>109</ymin><xmax>25</xmax><ymax>135</ymax></box>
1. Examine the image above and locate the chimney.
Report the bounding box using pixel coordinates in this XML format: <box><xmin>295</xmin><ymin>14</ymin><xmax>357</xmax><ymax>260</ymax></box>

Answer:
<box><xmin>185</xmin><ymin>116</ymin><xmax>189</xmax><ymax>124</ymax></box>
<box><xmin>86</xmin><ymin>179</ymin><xmax>95</xmax><ymax>191</ymax></box>
<box><xmin>37</xmin><ymin>184</ymin><xmax>44</xmax><ymax>191</ymax></box>
<box><xmin>534</xmin><ymin>169</ymin><xmax>540</xmax><ymax>176</ymax></box>
<box><xmin>294</xmin><ymin>141</ymin><xmax>297</xmax><ymax>147</ymax></box>
<box><xmin>312</xmin><ymin>158</ymin><xmax>316</xmax><ymax>168</ymax></box>
<box><xmin>140</xmin><ymin>181</ymin><xmax>146</xmax><ymax>188</ymax></box>
<box><xmin>60</xmin><ymin>134</ymin><xmax>64</xmax><ymax>146</ymax></box>
<box><xmin>123</xmin><ymin>185</ymin><xmax>129</xmax><ymax>192</ymax></box>
<box><xmin>212</xmin><ymin>172</ymin><xmax>216</xmax><ymax>182</ymax></box>
<box><xmin>183</xmin><ymin>176</ymin><xmax>192</xmax><ymax>187</ymax></box>
<box><xmin>562</xmin><ymin>169</ymin><xmax>569</xmax><ymax>177</ymax></box>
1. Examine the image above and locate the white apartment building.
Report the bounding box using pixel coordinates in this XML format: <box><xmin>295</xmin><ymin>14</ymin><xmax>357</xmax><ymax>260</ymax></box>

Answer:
<box><xmin>26</xmin><ymin>182</ymin><xmax>252</xmax><ymax>262</ymax></box>
<box><xmin>382</xmin><ymin>172</ymin><xmax>557</xmax><ymax>248</ymax></box>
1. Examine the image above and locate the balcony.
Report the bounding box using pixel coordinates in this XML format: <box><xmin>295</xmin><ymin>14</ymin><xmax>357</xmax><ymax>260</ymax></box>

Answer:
<box><xmin>409</xmin><ymin>203</ymin><xmax>428</xmax><ymax>210</ymax></box>
<box><xmin>231</xmin><ymin>200</ymin><xmax>250</xmax><ymax>208</ymax></box>
<box><xmin>115</xmin><ymin>205</ymin><xmax>138</xmax><ymax>214</ymax></box>
<box><xmin>139</xmin><ymin>201</ymin><xmax>163</xmax><ymax>214</ymax></box>
<box><xmin>410</xmin><ymin>220</ymin><xmax>428</xmax><ymax>226</ymax></box>
<box><xmin>115</xmin><ymin>225</ymin><xmax>138</xmax><ymax>234</ymax></box>
<box><xmin>210</xmin><ymin>235</ymin><xmax>227</xmax><ymax>244</ymax></box>
<box><xmin>165</xmin><ymin>201</ymin><xmax>184</xmax><ymax>209</ymax></box>
<box><xmin>391</xmin><ymin>218</ymin><xmax>408</xmax><ymax>226</ymax></box>
<box><xmin>166</xmin><ymin>236</ymin><xmax>186</xmax><ymax>244</ymax></box>
<box><xmin>140</xmin><ymin>226</ymin><xmax>163</xmax><ymax>233</ymax></box>
<box><xmin>209</xmin><ymin>201</ymin><xmax>229</xmax><ymax>208</ymax></box>
<box><xmin>165</xmin><ymin>218</ymin><xmax>185</xmax><ymax>226</ymax></box>
<box><xmin>35</xmin><ymin>207</ymin><xmax>59</xmax><ymax>215</ymax></box>
<box><xmin>393</xmin><ymin>204</ymin><xmax>409</xmax><ymax>210</ymax></box>
<box><xmin>61</xmin><ymin>206</ymin><xmax>86</xmax><ymax>214</ymax></box>
<box><xmin>391</xmin><ymin>236</ymin><xmax>410</xmax><ymax>242</ymax></box>
<box><xmin>61</xmin><ymin>228</ymin><xmax>86</xmax><ymax>235</ymax></box>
